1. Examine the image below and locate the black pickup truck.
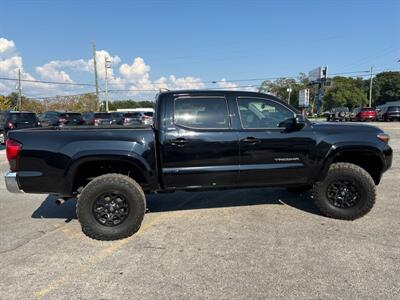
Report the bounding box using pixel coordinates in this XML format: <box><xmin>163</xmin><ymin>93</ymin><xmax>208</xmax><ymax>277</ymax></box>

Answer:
<box><xmin>5</xmin><ymin>90</ymin><xmax>393</xmax><ymax>240</ymax></box>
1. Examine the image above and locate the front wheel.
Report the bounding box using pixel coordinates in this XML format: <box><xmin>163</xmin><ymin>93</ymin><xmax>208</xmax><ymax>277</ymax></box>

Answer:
<box><xmin>77</xmin><ymin>174</ymin><xmax>146</xmax><ymax>240</ymax></box>
<box><xmin>311</xmin><ymin>163</ymin><xmax>376</xmax><ymax>220</ymax></box>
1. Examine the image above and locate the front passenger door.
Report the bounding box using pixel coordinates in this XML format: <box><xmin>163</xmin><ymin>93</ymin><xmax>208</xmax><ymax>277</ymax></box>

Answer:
<box><xmin>236</xmin><ymin>97</ymin><xmax>316</xmax><ymax>187</ymax></box>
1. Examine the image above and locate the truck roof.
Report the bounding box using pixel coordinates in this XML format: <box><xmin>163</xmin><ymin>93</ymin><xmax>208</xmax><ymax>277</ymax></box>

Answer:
<box><xmin>158</xmin><ymin>89</ymin><xmax>277</xmax><ymax>97</ymax></box>
<box><xmin>157</xmin><ymin>90</ymin><xmax>283</xmax><ymax>104</ymax></box>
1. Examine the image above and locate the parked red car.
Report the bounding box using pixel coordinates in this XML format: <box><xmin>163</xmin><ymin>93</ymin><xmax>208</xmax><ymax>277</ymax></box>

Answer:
<box><xmin>351</xmin><ymin>107</ymin><xmax>377</xmax><ymax>121</ymax></box>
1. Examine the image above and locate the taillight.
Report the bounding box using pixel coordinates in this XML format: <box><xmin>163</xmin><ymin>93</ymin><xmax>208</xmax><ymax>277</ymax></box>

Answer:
<box><xmin>6</xmin><ymin>139</ymin><xmax>22</xmax><ymax>171</ymax></box>
<box><xmin>7</xmin><ymin>122</ymin><xmax>15</xmax><ymax>129</ymax></box>
<box><xmin>94</xmin><ymin>119</ymin><xmax>100</xmax><ymax>126</ymax></box>
<box><xmin>58</xmin><ymin>118</ymin><xmax>67</xmax><ymax>123</ymax></box>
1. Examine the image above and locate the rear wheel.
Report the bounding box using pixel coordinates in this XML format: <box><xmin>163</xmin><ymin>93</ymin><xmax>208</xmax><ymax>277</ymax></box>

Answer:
<box><xmin>311</xmin><ymin>163</ymin><xmax>376</xmax><ymax>220</ymax></box>
<box><xmin>77</xmin><ymin>173</ymin><xmax>146</xmax><ymax>240</ymax></box>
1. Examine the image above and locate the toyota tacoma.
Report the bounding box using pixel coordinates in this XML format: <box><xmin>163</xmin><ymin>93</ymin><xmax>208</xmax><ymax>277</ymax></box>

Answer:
<box><xmin>4</xmin><ymin>90</ymin><xmax>393</xmax><ymax>240</ymax></box>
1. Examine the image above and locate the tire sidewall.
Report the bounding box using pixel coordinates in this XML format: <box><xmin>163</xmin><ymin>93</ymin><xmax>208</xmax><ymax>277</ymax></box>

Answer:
<box><xmin>320</xmin><ymin>172</ymin><xmax>369</xmax><ymax>218</ymax></box>
<box><xmin>313</xmin><ymin>163</ymin><xmax>376</xmax><ymax>220</ymax></box>
<box><xmin>78</xmin><ymin>175</ymin><xmax>145</xmax><ymax>239</ymax></box>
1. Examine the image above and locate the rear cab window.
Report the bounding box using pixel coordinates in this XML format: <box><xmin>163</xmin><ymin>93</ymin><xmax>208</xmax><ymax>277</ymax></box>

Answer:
<box><xmin>10</xmin><ymin>113</ymin><xmax>38</xmax><ymax>123</ymax></box>
<box><xmin>61</xmin><ymin>113</ymin><xmax>82</xmax><ymax>119</ymax></box>
<box><xmin>174</xmin><ymin>97</ymin><xmax>230</xmax><ymax>129</ymax></box>
<box><xmin>94</xmin><ymin>113</ymin><xmax>111</xmax><ymax>119</ymax></box>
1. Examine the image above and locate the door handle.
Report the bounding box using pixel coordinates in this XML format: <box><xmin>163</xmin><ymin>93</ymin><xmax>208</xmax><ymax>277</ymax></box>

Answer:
<box><xmin>171</xmin><ymin>138</ymin><xmax>188</xmax><ymax>147</ymax></box>
<box><xmin>242</xmin><ymin>137</ymin><xmax>261</xmax><ymax>144</ymax></box>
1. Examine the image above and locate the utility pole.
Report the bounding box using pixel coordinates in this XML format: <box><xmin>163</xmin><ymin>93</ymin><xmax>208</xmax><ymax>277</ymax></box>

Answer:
<box><xmin>369</xmin><ymin>66</ymin><xmax>373</xmax><ymax>107</ymax></box>
<box><xmin>17</xmin><ymin>68</ymin><xmax>22</xmax><ymax>111</ymax></box>
<box><xmin>92</xmin><ymin>42</ymin><xmax>100</xmax><ymax>111</ymax></box>
<box><xmin>104</xmin><ymin>57</ymin><xmax>111</xmax><ymax>113</ymax></box>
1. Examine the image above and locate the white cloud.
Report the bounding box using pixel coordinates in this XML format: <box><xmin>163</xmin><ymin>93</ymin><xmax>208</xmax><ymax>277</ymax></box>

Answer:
<box><xmin>120</xmin><ymin>57</ymin><xmax>150</xmax><ymax>80</ymax></box>
<box><xmin>217</xmin><ymin>78</ymin><xmax>238</xmax><ymax>89</ymax></box>
<box><xmin>0</xmin><ymin>37</ymin><xmax>15</xmax><ymax>54</ymax></box>
<box><xmin>0</xmin><ymin>36</ymin><xmax>212</xmax><ymax>98</ymax></box>
<box><xmin>36</xmin><ymin>61</ymin><xmax>74</xmax><ymax>83</ymax></box>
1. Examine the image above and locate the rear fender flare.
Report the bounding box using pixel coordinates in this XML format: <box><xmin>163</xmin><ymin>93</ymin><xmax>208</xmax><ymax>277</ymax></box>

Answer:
<box><xmin>64</xmin><ymin>151</ymin><xmax>151</xmax><ymax>192</ymax></box>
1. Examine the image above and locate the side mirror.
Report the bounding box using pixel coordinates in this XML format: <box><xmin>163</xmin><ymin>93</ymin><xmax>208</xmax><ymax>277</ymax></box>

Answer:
<box><xmin>278</xmin><ymin>117</ymin><xmax>296</xmax><ymax>129</ymax></box>
<box><xmin>278</xmin><ymin>114</ymin><xmax>306</xmax><ymax>131</ymax></box>
<box><xmin>295</xmin><ymin>114</ymin><xmax>306</xmax><ymax>129</ymax></box>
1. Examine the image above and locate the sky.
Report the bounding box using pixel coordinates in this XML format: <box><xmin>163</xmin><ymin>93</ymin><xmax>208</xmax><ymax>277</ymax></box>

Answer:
<box><xmin>0</xmin><ymin>0</ymin><xmax>399</xmax><ymax>100</ymax></box>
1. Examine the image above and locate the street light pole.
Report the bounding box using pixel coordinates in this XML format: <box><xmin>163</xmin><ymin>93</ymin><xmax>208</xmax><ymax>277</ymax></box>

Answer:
<box><xmin>287</xmin><ymin>87</ymin><xmax>292</xmax><ymax>104</ymax></box>
<box><xmin>369</xmin><ymin>66</ymin><xmax>373</xmax><ymax>107</ymax></box>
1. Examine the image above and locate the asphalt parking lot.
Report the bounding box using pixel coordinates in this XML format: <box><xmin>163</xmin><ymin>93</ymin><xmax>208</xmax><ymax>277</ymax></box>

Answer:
<box><xmin>0</xmin><ymin>122</ymin><xmax>399</xmax><ymax>299</ymax></box>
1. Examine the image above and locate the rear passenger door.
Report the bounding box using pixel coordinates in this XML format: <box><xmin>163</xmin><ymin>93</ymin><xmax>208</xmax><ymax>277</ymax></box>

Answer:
<box><xmin>159</xmin><ymin>95</ymin><xmax>239</xmax><ymax>189</ymax></box>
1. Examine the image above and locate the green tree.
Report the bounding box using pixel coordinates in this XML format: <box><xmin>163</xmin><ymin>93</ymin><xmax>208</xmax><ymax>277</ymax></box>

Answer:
<box><xmin>372</xmin><ymin>71</ymin><xmax>400</xmax><ymax>105</ymax></box>
<box><xmin>108</xmin><ymin>100</ymin><xmax>155</xmax><ymax>111</ymax></box>
<box><xmin>258</xmin><ymin>73</ymin><xmax>315</xmax><ymax>110</ymax></box>
<box><xmin>323</xmin><ymin>76</ymin><xmax>368</xmax><ymax>110</ymax></box>
<box><xmin>0</xmin><ymin>95</ymin><xmax>12</xmax><ymax>110</ymax></box>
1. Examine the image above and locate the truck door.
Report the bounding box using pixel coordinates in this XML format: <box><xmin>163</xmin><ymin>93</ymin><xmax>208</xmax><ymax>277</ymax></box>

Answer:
<box><xmin>159</xmin><ymin>95</ymin><xmax>239</xmax><ymax>189</ymax></box>
<box><xmin>235</xmin><ymin>96</ymin><xmax>316</xmax><ymax>186</ymax></box>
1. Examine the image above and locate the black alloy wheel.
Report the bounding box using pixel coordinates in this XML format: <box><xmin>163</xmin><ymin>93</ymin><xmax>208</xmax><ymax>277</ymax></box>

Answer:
<box><xmin>326</xmin><ymin>180</ymin><xmax>360</xmax><ymax>208</ymax></box>
<box><xmin>93</xmin><ymin>192</ymin><xmax>129</xmax><ymax>226</ymax></box>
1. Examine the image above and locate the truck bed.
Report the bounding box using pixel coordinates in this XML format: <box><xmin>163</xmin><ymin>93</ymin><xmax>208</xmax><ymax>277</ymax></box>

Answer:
<box><xmin>7</xmin><ymin>126</ymin><xmax>157</xmax><ymax>195</ymax></box>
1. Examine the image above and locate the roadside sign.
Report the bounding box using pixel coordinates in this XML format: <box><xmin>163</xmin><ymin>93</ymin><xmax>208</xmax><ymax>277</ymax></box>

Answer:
<box><xmin>308</xmin><ymin>66</ymin><xmax>328</xmax><ymax>83</ymax></box>
<box><xmin>298</xmin><ymin>89</ymin><xmax>310</xmax><ymax>107</ymax></box>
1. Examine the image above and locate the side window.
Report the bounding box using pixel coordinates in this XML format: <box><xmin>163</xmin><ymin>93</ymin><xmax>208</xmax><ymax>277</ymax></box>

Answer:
<box><xmin>174</xmin><ymin>97</ymin><xmax>229</xmax><ymax>129</ymax></box>
<box><xmin>237</xmin><ymin>98</ymin><xmax>294</xmax><ymax>129</ymax></box>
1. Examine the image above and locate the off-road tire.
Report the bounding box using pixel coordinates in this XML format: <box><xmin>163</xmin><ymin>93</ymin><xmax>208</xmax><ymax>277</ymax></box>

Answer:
<box><xmin>311</xmin><ymin>163</ymin><xmax>376</xmax><ymax>220</ymax></box>
<box><xmin>77</xmin><ymin>173</ymin><xmax>146</xmax><ymax>240</ymax></box>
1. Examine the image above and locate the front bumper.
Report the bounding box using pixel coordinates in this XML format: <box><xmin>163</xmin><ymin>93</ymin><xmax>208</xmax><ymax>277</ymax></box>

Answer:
<box><xmin>4</xmin><ymin>172</ymin><xmax>24</xmax><ymax>193</ymax></box>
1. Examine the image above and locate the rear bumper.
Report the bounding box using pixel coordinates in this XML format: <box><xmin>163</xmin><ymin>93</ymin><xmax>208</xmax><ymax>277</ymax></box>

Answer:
<box><xmin>358</xmin><ymin>115</ymin><xmax>376</xmax><ymax>120</ymax></box>
<box><xmin>4</xmin><ymin>172</ymin><xmax>24</xmax><ymax>193</ymax></box>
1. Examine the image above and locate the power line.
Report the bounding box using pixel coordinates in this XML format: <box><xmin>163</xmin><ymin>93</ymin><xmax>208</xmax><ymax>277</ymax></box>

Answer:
<box><xmin>25</xmin><ymin>91</ymin><xmax>97</xmax><ymax>100</ymax></box>
<box><xmin>0</xmin><ymin>76</ymin><xmax>95</xmax><ymax>86</ymax></box>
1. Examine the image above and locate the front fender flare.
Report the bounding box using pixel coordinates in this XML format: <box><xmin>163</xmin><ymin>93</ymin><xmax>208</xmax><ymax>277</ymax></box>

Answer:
<box><xmin>317</xmin><ymin>143</ymin><xmax>385</xmax><ymax>182</ymax></box>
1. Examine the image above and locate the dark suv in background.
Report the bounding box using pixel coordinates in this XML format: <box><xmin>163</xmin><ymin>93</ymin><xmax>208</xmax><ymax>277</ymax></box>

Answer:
<box><xmin>0</xmin><ymin>111</ymin><xmax>41</xmax><ymax>144</ymax></box>
<box><xmin>378</xmin><ymin>106</ymin><xmax>400</xmax><ymax>121</ymax></box>
<box><xmin>327</xmin><ymin>107</ymin><xmax>350</xmax><ymax>122</ymax></box>
<box><xmin>39</xmin><ymin>111</ymin><xmax>84</xmax><ymax>127</ymax></box>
